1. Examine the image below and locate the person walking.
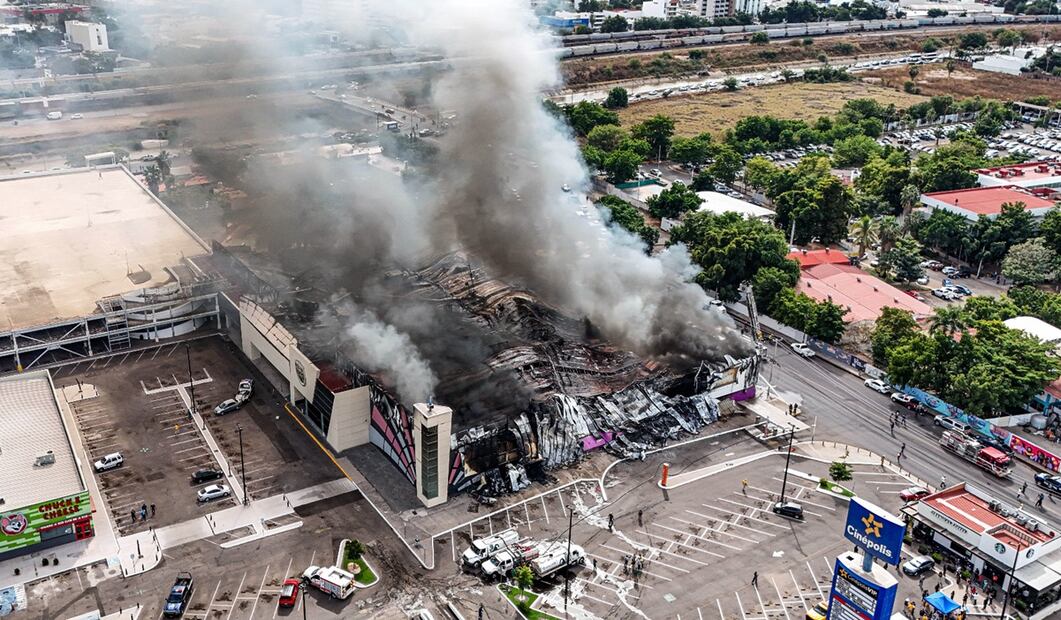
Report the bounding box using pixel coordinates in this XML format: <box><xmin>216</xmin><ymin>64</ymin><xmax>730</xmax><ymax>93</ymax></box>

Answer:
<box><xmin>150</xmin><ymin>503</ymin><xmax>156</xmax><ymax>518</ymax></box>
<box><xmin>940</xmin><ymin>475</ymin><xmax>947</xmax><ymax>490</ymax></box>
<box><xmin>637</xmin><ymin>509</ymin><xmax>643</xmax><ymax>527</ymax></box>
<box><xmin>900</xmin><ymin>443</ymin><xmax>906</xmax><ymax>458</ymax></box>
<box><xmin>140</xmin><ymin>504</ymin><xmax>147</xmax><ymax>522</ymax></box>
<box><xmin>741</xmin><ymin>479</ymin><xmax>748</xmax><ymax>494</ymax></box>
<box><xmin>751</xmin><ymin>571</ymin><xmax>758</xmax><ymax>587</ymax></box>
<box><xmin>607</xmin><ymin>513</ymin><xmax>614</xmax><ymax>532</ymax></box>
<box><xmin>1037</xmin><ymin>493</ymin><xmax>1045</xmax><ymax>509</ymax></box>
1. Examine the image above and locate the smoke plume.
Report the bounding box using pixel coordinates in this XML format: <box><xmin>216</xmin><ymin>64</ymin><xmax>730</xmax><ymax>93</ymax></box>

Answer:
<box><xmin>338</xmin><ymin>304</ymin><xmax>437</xmax><ymax>403</ymax></box>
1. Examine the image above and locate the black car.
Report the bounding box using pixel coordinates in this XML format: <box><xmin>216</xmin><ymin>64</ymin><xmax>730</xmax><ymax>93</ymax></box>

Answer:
<box><xmin>772</xmin><ymin>502</ymin><xmax>805</xmax><ymax>520</ymax></box>
<box><xmin>1035</xmin><ymin>472</ymin><xmax>1061</xmax><ymax>494</ymax></box>
<box><xmin>955</xmin><ymin>268</ymin><xmax>972</xmax><ymax>278</ymax></box>
<box><xmin>191</xmin><ymin>469</ymin><xmax>224</xmax><ymax>484</ymax></box>
<box><xmin>978</xmin><ymin>435</ymin><xmax>1013</xmax><ymax>455</ymax></box>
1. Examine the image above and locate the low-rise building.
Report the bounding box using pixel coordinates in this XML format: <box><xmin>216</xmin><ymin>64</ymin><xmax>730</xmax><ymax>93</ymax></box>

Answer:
<box><xmin>920</xmin><ymin>185</ymin><xmax>1057</xmax><ymax>221</ymax></box>
<box><xmin>976</xmin><ymin>162</ymin><xmax>1061</xmax><ymax>192</ymax></box>
<box><xmin>64</xmin><ymin>20</ymin><xmax>108</xmax><ymax>52</ymax></box>
<box><xmin>972</xmin><ymin>46</ymin><xmax>1048</xmax><ymax>76</ymax></box>
<box><xmin>903</xmin><ymin>483</ymin><xmax>1061</xmax><ymax>620</ymax></box>
<box><xmin>694</xmin><ymin>191</ymin><xmax>774</xmax><ymax>221</ymax></box>
<box><xmin>0</xmin><ymin>370</ymin><xmax>95</xmax><ymax>561</ymax></box>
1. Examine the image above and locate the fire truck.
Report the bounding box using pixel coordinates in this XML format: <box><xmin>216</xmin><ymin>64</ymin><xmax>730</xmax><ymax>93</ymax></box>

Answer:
<box><xmin>939</xmin><ymin>430</ymin><xmax>1012</xmax><ymax>478</ymax></box>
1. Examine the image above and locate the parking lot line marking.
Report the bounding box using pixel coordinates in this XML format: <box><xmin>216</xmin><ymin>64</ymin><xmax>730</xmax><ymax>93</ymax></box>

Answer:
<box><xmin>771</xmin><ymin>577</ymin><xmax>792</xmax><ymax>620</ymax></box>
<box><xmin>650</xmin><ymin>522</ymin><xmax>742</xmax><ymax>551</ymax></box>
<box><xmin>525</xmin><ymin>502</ymin><xmax>533</xmax><ymax>532</ymax></box>
<box><xmin>717</xmin><ymin>599</ymin><xmax>725</xmax><ymax>620</ymax></box>
<box><xmin>683</xmin><ymin>510</ymin><xmax>774</xmax><ymax>537</ymax></box>
<box><xmin>600</xmin><ymin>543</ymin><xmax>692</xmax><ymax>573</ymax></box>
<box><xmin>170</xmin><ymin>437</ymin><xmax>202</xmax><ymax>447</ymax></box>
<box><xmin>175</xmin><ymin>446</ymin><xmax>209</xmax><ymax>455</ymax></box>
<box><xmin>577</xmin><ymin>578</ymin><xmax>640</xmax><ymax>599</ymax></box>
<box><xmin>789</xmin><ymin>569</ymin><xmax>811</xmax><ymax>612</ymax></box>
<box><xmin>636</xmin><ymin>529</ymin><xmax>726</xmax><ymax>558</ymax></box>
<box><xmin>151</xmin><ymin>348</ymin><xmax>162</xmax><ymax>360</ymax></box>
<box><xmin>697</xmin><ymin>505</ymin><xmax>786</xmax><ymax>531</ymax></box>
<box><xmin>735</xmin><ymin>591</ymin><xmax>748</xmax><ymax>620</ymax></box>
<box><xmin>558</xmin><ymin>488</ymin><xmax>567</xmax><ymax>517</ymax></box>
<box><xmin>822</xmin><ymin>557</ymin><xmax>833</xmax><ymax>578</ymax></box>
<box><xmin>576</xmin><ymin>589</ymin><xmax>614</xmax><ymax>607</ymax></box>
<box><xmin>749</xmin><ymin>485</ymin><xmax>834</xmax><ymax>511</ymax></box>
<box><xmin>247</xmin><ymin>564</ymin><xmax>268</xmax><ymax>619</ymax></box>
<box><xmin>719</xmin><ymin>497</ymin><xmax>825</xmax><ymax>519</ymax></box>
<box><xmin>665</xmin><ymin>515</ymin><xmax>757</xmax><ymax>543</ymax></box>
<box><xmin>541</xmin><ymin>496</ymin><xmax>550</xmax><ymax>524</ymax></box>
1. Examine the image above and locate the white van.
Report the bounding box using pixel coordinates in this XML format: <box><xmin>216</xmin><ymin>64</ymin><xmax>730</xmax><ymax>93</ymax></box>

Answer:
<box><xmin>303</xmin><ymin>565</ymin><xmax>355</xmax><ymax>600</ymax></box>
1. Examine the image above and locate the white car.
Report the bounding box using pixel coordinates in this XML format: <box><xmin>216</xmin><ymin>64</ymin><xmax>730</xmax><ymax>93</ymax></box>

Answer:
<box><xmin>237</xmin><ymin>379</ymin><xmax>253</xmax><ymax>396</ymax></box>
<box><xmin>791</xmin><ymin>342</ymin><xmax>815</xmax><ymax>358</ymax></box>
<box><xmin>70</xmin><ymin>113</ymin><xmax>83</xmax><ymax>119</ymax></box>
<box><xmin>891</xmin><ymin>392</ymin><xmax>915</xmax><ymax>405</ymax></box>
<box><xmin>932</xmin><ymin>288</ymin><xmax>958</xmax><ymax>301</ymax></box>
<box><xmin>934</xmin><ymin>415</ymin><xmax>971</xmax><ymax>434</ymax></box>
<box><xmin>197</xmin><ymin>484</ymin><xmax>230</xmax><ymax>503</ymax></box>
<box><xmin>93</xmin><ymin>452</ymin><xmax>124</xmax><ymax>472</ymax></box>
<box><xmin>864</xmin><ymin>378</ymin><xmax>891</xmax><ymax>394</ymax></box>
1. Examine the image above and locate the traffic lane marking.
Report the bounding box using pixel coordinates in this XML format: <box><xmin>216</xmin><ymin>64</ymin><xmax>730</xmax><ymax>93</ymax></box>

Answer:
<box><xmin>718</xmin><ymin>497</ymin><xmax>824</xmax><ymax>519</ymax></box>
<box><xmin>684</xmin><ymin>509</ymin><xmax>775</xmax><ymax>537</ymax></box>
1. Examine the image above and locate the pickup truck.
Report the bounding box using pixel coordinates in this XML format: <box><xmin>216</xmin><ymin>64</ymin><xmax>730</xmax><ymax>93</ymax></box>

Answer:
<box><xmin>163</xmin><ymin>572</ymin><xmax>194</xmax><ymax>617</ymax></box>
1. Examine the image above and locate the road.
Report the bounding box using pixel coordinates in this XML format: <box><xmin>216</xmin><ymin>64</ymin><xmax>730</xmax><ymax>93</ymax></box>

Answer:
<box><xmin>766</xmin><ymin>343</ymin><xmax>1061</xmax><ymax>518</ymax></box>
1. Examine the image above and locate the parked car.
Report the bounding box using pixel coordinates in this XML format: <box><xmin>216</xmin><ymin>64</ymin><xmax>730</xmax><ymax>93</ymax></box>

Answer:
<box><xmin>934</xmin><ymin>415</ymin><xmax>971</xmax><ymax>434</ymax></box>
<box><xmin>955</xmin><ymin>268</ymin><xmax>972</xmax><ymax>278</ymax></box>
<box><xmin>70</xmin><ymin>113</ymin><xmax>83</xmax><ymax>119</ymax></box>
<box><xmin>932</xmin><ymin>288</ymin><xmax>958</xmax><ymax>301</ymax></box>
<box><xmin>237</xmin><ymin>379</ymin><xmax>253</xmax><ymax>395</ymax></box>
<box><xmin>949</xmin><ymin>284</ymin><xmax>973</xmax><ymax>296</ymax></box>
<box><xmin>916</xmin><ymin>276</ymin><xmax>930</xmax><ymax>285</ymax></box>
<box><xmin>772</xmin><ymin>502</ymin><xmax>804</xmax><ymax>520</ymax></box>
<box><xmin>94</xmin><ymin>452</ymin><xmax>124</xmax><ymax>472</ymax></box>
<box><xmin>977</xmin><ymin>434</ymin><xmax>1013</xmax><ymax>455</ymax></box>
<box><xmin>806</xmin><ymin>600</ymin><xmax>828</xmax><ymax>620</ymax></box>
<box><xmin>864</xmin><ymin>378</ymin><xmax>890</xmax><ymax>394</ymax></box>
<box><xmin>278</xmin><ymin>578</ymin><xmax>300</xmax><ymax>608</ymax></box>
<box><xmin>214</xmin><ymin>399</ymin><xmax>241</xmax><ymax>416</ymax></box>
<box><xmin>191</xmin><ymin>469</ymin><xmax>224</xmax><ymax>484</ymax></box>
<box><xmin>196</xmin><ymin>484</ymin><xmax>230</xmax><ymax>503</ymax></box>
<box><xmin>902</xmin><ymin>555</ymin><xmax>935</xmax><ymax>577</ymax></box>
<box><xmin>942</xmin><ymin>266</ymin><xmax>959</xmax><ymax>277</ymax></box>
<box><xmin>891</xmin><ymin>392</ymin><xmax>915</xmax><ymax>405</ymax></box>
<box><xmin>899</xmin><ymin>486</ymin><xmax>930</xmax><ymax>502</ymax></box>
<box><xmin>1035</xmin><ymin>472</ymin><xmax>1061</xmax><ymax>494</ymax></box>
<box><xmin>791</xmin><ymin>342</ymin><xmax>815</xmax><ymax>358</ymax></box>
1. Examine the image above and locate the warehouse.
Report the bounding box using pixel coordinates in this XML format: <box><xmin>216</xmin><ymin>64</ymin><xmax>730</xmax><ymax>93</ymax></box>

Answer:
<box><xmin>0</xmin><ymin>370</ymin><xmax>94</xmax><ymax>561</ymax></box>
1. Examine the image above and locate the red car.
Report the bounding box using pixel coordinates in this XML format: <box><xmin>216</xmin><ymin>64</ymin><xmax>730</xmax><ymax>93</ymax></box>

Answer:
<box><xmin>278</xmin><ymin>579</ymin><xmax>300</xmax><ymax>608</ymax></box>
<box><xmin>899</xmin><ymin>486</ymin><xmax>930</xmax><ymax>502</ymax></box>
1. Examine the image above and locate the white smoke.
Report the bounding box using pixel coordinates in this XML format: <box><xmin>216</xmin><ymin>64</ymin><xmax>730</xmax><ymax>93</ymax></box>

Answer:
<box><xmin>340</xmin><ymin>305</ymin><xmax>437</xmax><ymax>403</ymax></box>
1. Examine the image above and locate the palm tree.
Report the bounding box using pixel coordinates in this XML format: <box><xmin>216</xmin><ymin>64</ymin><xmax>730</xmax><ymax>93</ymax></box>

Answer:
<box><xmin>929</xmin><ymin>306</ymin><xmax>967</xmax><ymax>337</ymax></box>
<box><xmin>877</xmin><ymin>216</ymin><xmax>901</xmax><ymax>254</ymax></box>
<box><xmin>899</xmin><ymin>184</ymin><xmax>921</xmax><ymax>229</ymax></box>
<box><xmin>849</xmin><ymin>216</ymin><xmax>878</xmax><ymax>259</ymax></box>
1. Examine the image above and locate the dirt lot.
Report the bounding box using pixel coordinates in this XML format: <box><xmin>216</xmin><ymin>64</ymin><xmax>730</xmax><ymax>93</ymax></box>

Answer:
<box><xmin>862</xmin><ymin>66</ymin><xmax>1061</xmax><ymax>103</ymax></box>
<box><xmin>52</xmin><ymin>336</ymin><xmax>338</xmax><ymax>535</ymax></box>
<box><xmin>618</xmin><ymin>80</ymin><xmax>927</xmax><ymax>137</ymax></box>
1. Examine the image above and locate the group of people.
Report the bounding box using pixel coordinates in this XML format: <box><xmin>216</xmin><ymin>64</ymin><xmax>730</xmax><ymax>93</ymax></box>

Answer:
<box><xmin>128</xmin><ymin>502</ymin><xmax>155</xmax><ymax>525</ymax></box>
<box><xmin>621</xmin><ymin>552</ymin><xmax>646</xmax><ymax>578</ymax></box>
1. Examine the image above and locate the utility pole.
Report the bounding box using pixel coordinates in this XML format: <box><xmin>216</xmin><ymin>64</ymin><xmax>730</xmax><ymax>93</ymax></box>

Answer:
<box><xmin>779</xmin><ymin>424</ymin><xmax>796</xmax><ymax>502</ymax></box>
<box><xmin>185</xmin><ymin>344</ymin><xmax>195</xmax><ymax>418</ymax></box>
<box><xmin>564</xmin><ymin>507</ymin><xmax>574</xmax><ymax>616</ymax></box>
<box><xmin>237</xmin><ymin>424</ymin><xmax>247</xmax><ymax>505</ymax></box>
<box><xmin>300</xmin><ymin>582</ymin><xmax>308</xmax><ymax>620</ymax></box>
<box><xmin>999</xmin><ymin>544</ymin><xmax>1021</xmax><ymax>620</ymax></box>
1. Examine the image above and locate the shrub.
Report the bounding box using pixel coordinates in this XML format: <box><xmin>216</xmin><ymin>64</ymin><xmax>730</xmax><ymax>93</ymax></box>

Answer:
<box><xmin>802</xmin><ymin>37</ymin><xmax>814</xmax><ymax>46</ymax></box>
<box><xmin>829</xmin><ymin>461</ymin><xmax>853</xmax><ymax>482</ymax></box>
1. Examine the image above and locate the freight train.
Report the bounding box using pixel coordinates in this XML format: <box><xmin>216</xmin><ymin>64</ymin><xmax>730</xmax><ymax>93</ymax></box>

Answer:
<box><xmin>558</xmin><ymin>14</ymin><xmax>1061</xmax><ymax>57</ymax></box>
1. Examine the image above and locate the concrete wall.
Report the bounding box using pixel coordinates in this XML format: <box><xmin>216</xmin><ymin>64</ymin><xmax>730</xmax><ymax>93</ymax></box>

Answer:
<box><xmin>327</xmin><ymin>386</ymin><xmax>371</xmax><ymax>452</ymax></box>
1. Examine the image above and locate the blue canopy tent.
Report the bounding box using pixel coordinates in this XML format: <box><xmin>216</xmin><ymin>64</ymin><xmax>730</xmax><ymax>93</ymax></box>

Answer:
<box><xmin>925</xmin><ymin>591</ymin><xmax>961</xmax><ymax>615</ymax></box>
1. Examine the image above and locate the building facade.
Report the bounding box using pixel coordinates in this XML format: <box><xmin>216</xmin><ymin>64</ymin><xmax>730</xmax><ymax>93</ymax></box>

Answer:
<box><xmin>64</xmin><ymin>21</ymin><xmax>108</xmax><ymax>52</ymax></box>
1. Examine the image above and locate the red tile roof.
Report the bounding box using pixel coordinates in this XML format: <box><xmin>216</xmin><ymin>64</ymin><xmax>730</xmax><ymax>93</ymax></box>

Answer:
<box><xmin>975</xmin><ymin>161</ymin><xmax>1061</xmax><ymax>182</ymax></box>
<box><xmin>797</xmin><ymin>263</ymin><xmax>932</xmax><ymax>323</ymax></box>
<box><xmin>922</xmin><ymin>186</ymin><xmax>1055</xmax><ymax>217</ymax></box>
<box><xmin>922</xmin><ymin>485</ymin><xmax>1055</xmax><ymax>546</ymax></box>
<box><xmin>786</xmin><ymin>249</ymin><xmax>852</xmax><ymax>268</ymax></box>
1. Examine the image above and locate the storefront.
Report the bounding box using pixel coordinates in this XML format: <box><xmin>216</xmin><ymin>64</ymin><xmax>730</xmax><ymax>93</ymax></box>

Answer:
<box><xmin>0</xmin><ymin>492</ymin><xmax>95</xmax><ymax>560</ymax></box>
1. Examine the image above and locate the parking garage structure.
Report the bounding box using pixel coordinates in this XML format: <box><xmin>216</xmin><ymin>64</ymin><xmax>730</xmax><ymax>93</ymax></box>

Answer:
<box><xmin>902</xmin><ymin>482</ymin><xmax>1061</xmax><ymax>620</ymax></box>
<box><xmin>0</xmin><ymin>370</ymin><xmax>95</xmax><ymax>561</ymax></box>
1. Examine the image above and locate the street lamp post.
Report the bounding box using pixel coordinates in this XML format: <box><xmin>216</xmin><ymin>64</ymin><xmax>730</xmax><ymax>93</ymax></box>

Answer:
<box><xmin>186</xmin><ymin>344</ymin><xmax>195</xmax><ymax>418</ymax></box>
<box><xmin>237</xmin><ymin>424</ymin><xmax>247</xmax><ymax>505</ymax></box>
<box><xmin>299</xmin><ymin>582</ymin><xmax>307</xmax><ymax>620</ymax></box>
<box><xmin>779</xmin><ymin>424</ymin><xmax>796</xmax><ymax>503</ymax></box>
<box><xmin>999</xmin><ymin>544</ymin><xmax>1021</xmax><ymax>620</ymax></box>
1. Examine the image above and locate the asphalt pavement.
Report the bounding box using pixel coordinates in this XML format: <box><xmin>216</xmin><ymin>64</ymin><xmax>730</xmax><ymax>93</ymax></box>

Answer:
<box><xmin>767</xmin><ymin>346</ymin><xmax>1061</xmax><ymax>520</ymax></box>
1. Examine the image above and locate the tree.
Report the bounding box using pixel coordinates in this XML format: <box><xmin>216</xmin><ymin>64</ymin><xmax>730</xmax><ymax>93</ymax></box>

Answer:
<box><xmin>670</xmin><ymin>211</ymin><xmax>800</xmax><ymax>301</ymax></box>
<box><xmin>911</xmin><ymin>209</ymin><xmax>969</xmax><ymax>259</ymax></box>
<box><xmin>752</xmin><ymin>266</ymin><xmax>799</xmax><ymax>312</ymax></box>
<box><xmin>871</xmin><ymin>307</ymin><xmax>920</xmax><ymax>364</ymax></box>
<box><xmin>916</xmin><ymin>147</ymin><xmax>981</xmax><ymax>192</ymax></box>
<box><xmin>899</xmin><ymin>184</ymin><xmax>921</xmax><ymax>228</ymax></box>
<box><xmin>878</xmin><ymin>236</ymin><xmax>925</xmax><ymax>283</ymax></box>
<box><xmin>807</xmin><ymin>297</ymin><xmax>848</xmax><ymax>343</ymax></box>
<box><xmin>602</xmin><ymin>149</ymin><xmax>643</xmax><ymax>184</ymax></box>
<box><xmin>586</xmin><ymin>124</ymin><xmax>628</xmax><ymax>152</ymax></box>
<box><xmin>1002</xmin><ymin>238</ymin><xmax>1057</xmax><ymax>285</ymax></box>
<box><xmin>647</xmin><ymin>182</ymin><xmax>702</xmax><ymax>219</ymax></box>
<box><xmin>929</xmin><ymin>306</ymin><xmax>968</xmax><ymax>337</ymax></box>
<box><xmin>855</xmin><ymin>152</ymin><xmax>912</xmax><ymax>211</ymax></box>
<box><xmin>604</xmin><ymin>87</ymin><xmax>629</xmax><ymax>110</ymax></box>
<box><xmin>669</xmin><ymin>134</ymin><xmax>713</xmax><ymax>166</ymax></box>
<box><xmin>578</xmin><ymin>0</ymin><xmax>603</xmax><ymax>11</ymax></box>
<box><xmin>849</xmin><ymin>216</ymin><xmax>878</xmax><ymax>259</ymax></box>
<box><xmin>750</xmin><ymin>31</ymin><xmax>769</xmax><ymax>45</ymax></box>
<box><xmin>769</xmin><ymin>288</ymin><xmax>847</xmax><ymax>343</ymax></box>
<box><xmin>565</xmin><ymin>101</ymin><xmax>619</xmax><ymax>136</ymax></box>
<box><xmin>927</xmin><ymin>8</ymin><xmax>949</xmax><ymax>17</ymax></box>
<box><xmin>597</xmin><ymin>195</ymin><xmax>659</xmax><ymax>250</ymax></box>
<box><xmin>832</xmin><ymin>134</ymin><xmax>882</xmax><ymax>168</ymax></box>
<box><xmin>600</xmin><ymin>15</ymin><xmax>629</xmax><ymax>33</ymax></box>
<box><xmin>959</xmin><ymin>32</ymin><xmax>989</xmax><ymax>49</ymax></box>
<box><xmin>723</xmin><ymin>76</ymin><xmax>738</xmax><ymax>91</ymax></box>
<box><xmin>513</xmin><ymin>565</ymin><xmax>534</xmax><ymax>605</ymax></box>
<box><xmin>908</xmin><ymin>65</ymin><xmax>920</xmax><ymax>82</ymax></box>
<box><xmin>691</xmin><ymin>169</ymin><xmax>716</xmax><ymax>191</ymax></box>
<box><xmin>773</xmin><ymin>176</ymin><xmax>853</xmax><ymax>246</ymax></box>
<box><xmin>707</xmin><ymin>145</ymin><xmax>743</xmax><ymax>185</ymax></box>
<box><xmin>945</xmin><ymin>59</ymin><xmax>956</xmax><ymax>77</ymax></box>
<box><xmin>995</xmin><ymin>28</ymin><xmax>1022</xmax><ymax>52</ymax></box>
<box><xmin>143</xmin><ymin>164</ymin><xmax>162</xmax><ymax>195</ymax></box>
<box><xmin>1038</xmin><ymin>208</ymin><xmax>1061</xmax><ymax>256</ymax></box>
<box><xmin>829</xmin><ymin>461</ymin><xmax>853</xmax><ymax>482</ymax></box>
<box><xmin>631</xmin><ymin>115</ymin><xmax>676</xmax><ymax>161</ymax></box>
<box><xmin>743</xmin><ymin>156</ymin><xmax>779</xmax><ymax>192</ymax></box>
<box><xmin>876</xmin><ymin>216</ymin><xmax>901</xmax><ymax>254</ymax></box>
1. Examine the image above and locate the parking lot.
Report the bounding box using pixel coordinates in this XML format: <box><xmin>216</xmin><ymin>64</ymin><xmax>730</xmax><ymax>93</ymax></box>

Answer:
<box><xmin>447</xmin><ymin>432</ymin><xmax>940</xmax><ymax>620</ymax></box>
<box><xmin>53</xmin><ymin>337</ymin><xmax>338</xmax><ymax>535</ymax></box>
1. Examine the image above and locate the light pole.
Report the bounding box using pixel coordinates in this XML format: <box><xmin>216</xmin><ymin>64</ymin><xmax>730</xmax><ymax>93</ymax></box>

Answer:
<box><xmin>299</xmin><ymin>582</ymin><xmax>307</xmax><ymax>620</ymax></box>
<box><xmin>999</xmin><ymin>544</ymin><xmax>1021</xmax><ymax>620</ymax></box>
<box><xmin>564</xmin><ymin>507</ymin><xmax>574</xmax><ymax>616</ymax></box>
<box><xmin>186</xmin><ymin>344</ymin><xmax>195</xmax><ymax>418</ymax></box>
<box><xmin>779</xmin><ymin>424</ymin><xmax>796</xmax><ymax>503</ymax></box>
<box><xmin>237</xmin><ymin>424</ymin><xmax>247</xmax><ymax>505</ymax></box>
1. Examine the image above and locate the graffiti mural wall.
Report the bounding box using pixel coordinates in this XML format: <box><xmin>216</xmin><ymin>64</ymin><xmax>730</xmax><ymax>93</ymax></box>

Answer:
<box><xmin>368</xmin><ymin>386</ymin><xmax>417</xmax><ymax>484</ymax></box>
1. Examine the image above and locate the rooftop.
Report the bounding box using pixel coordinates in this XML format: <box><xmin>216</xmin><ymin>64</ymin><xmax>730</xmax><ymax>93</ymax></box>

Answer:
<box><xmin>976</xmin><ymin>161</ymin><xmax>1061</xmax><ymax>186</ymax></box>
<box><xmin>920</xmin><ymin>185</ymin><xmax>1056</xmax><ymax>218</ymax></box>
<box><xmin>0</xmin><ymin>168</ymin><xmax>208</xmax><ymax>331</ymax></box>
<box><xmin>1004</xmin><ymin>316</ymin><xmax>1061</xmax><ymax>344</ymax></box>
<box><xmin>695</xmin><ymin>192</ymin><xmax>775</xmax><ymax>220</ymax></box>
<box><xmin>786</xmin><ymin>248</ymin><xmax>852</xmax><ymax>269</ymax></box>
<box><xmin>922</xmin><ymin>484</ymin><xmax>1056</xmax><ymax>548</ymax></box>
<box><xmin>797</xmin><ymin>263</ymin><xmax>933</xmax><ymax>323</ymax></box>
<box><xmin>0</xmin><ymin>370</ymin><xmax>84</xmax><ymax>509</ymax></box>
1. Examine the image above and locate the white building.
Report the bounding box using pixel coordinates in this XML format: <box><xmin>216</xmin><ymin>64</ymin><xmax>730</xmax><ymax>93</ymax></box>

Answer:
<box><xmin>64</xmin><ymin>21</ymin><xmax>108</xmax><ymax>52</ymax></box>
<box><xmin>695</xmin><ymin>191</ymin><xmax>775</xmax><ymax>221</ymax></box>
<box><xmin>641</xmin><ymin>0</ymin><xmax>681</xmax><ymax>18</ymax></box>
<box><xmin>973</xmin><ymin>46</ymin><xmax>1048</xmax><ymax>76</ymax></box>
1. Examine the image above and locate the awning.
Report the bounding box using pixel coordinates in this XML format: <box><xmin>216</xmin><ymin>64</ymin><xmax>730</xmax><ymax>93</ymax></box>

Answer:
<box><xmin>924</xmin><ymin>592</ymin><xmax>961</xmax><ymax>614</ymax></box>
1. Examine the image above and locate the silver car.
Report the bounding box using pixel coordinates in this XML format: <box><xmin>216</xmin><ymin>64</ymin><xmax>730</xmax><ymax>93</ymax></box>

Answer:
<box><xmin>197</xmin><ymin>484</ymin><xmax>230</xmax><ymax>503</ymax></box>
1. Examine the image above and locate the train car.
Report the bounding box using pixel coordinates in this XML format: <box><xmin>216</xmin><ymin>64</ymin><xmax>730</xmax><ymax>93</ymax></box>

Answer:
<box><xmin>827</xmin><ymin>22</ymin><xmax>850</xmax><ymax>34</ymax></box>
<box><xmin>594</xmin><ymin>42</ymin><xmax>618</xmax><ymax>53</ymax></box>
<box><xmin>682</xmin><ymin>36</ymin><xmax>706</xmax><ymax>46</ymax></box>
<box><xmin>862</xmin><ymin>21</ymin><xmax>883</xmax><ymax>31</ymax></box>
<box><xmin>639</xmin><ymin>39</ymin><xmax>663</xmax><ymax>50</ymax></box>
<box><xmin>972</xmin><ymin>14</ymin><xmax>995</xmax><ymax>23</ymax></box>
<box><xmin>661</xmin><ymin>38</ymin><xmax>683</xmax><ymax>48</ymax></box>
<box><xmin>720</xmin><ymin>25</ymin><xmax>744</xmax><ymax>33</ymax></box>
<box><xmin>787</xmin><ymin>24</ymin><xmax>809</xmax><ymax>36</ymax></box>
<box><xmin>588</xmin><ymin>33</ymin><xmax>611</xmax><ymax>42</ymax></box>
<box><xmin>766</xmin><ymin>29</ymin><xmax>787</xmax><ymax>39</ymax></box>
<box><xmin>610</xmin><ymin>30</ymin><xmax>639</xmax><ymax>40</ymax></box>
<box><xmin>721</xmin><ymin>32</ymin><xmax>746</xmax><ymax>42</ymax></box>
<box><xmin>704</xmin><ymin>34</ymin><xmax>724</xmax><ymax>43</ymax></box>
<box><xmin>744</xmin><ymin>23</ymin><xmax>766</xmax><ymax>31</ymax></box>
<box><xmin>557</xmin><ymin>47</ymin><xmax>574</xmax><ymax>58</ymax></box>
<box><xmin>570</xmin><ymin>45</ymin><xmax>596</xmax><ymax>57</ymax></box>
<box><xmin>616</xmin><ymin>41</ymin><xmax>639</xmax><ymax>52</ymax></box>
<box><xmin>952</xmin><ymin>15</ymin><xmax>974</xmax><ymax>25</ymax></box>
<box><xmin>703</xmin><ymin>26</ymin><xmax>724</xmax><ymax>35</ymax></box>
<box><xmin>994</xmin><ymin>14</ymin><xmax>1016</xmax><ymax>23</ymax></box>
<box><xmin>563</xmin><ymin>34</ymin><xmax>592</xmax><ymax>45</ymax></box>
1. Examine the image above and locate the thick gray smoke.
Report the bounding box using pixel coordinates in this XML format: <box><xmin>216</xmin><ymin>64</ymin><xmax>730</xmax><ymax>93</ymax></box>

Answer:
<box><xmin>338</xmin><ymin>304</ymin><xmax>437</xmax><ymax>403</ymax></box>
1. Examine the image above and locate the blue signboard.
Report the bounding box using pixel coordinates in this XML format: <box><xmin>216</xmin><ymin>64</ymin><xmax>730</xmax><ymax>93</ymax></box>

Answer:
<box><xmin>843</xmin><ymin>498</ymin><xmax>906</xmax><ymax>566</ymax></box>
<box><xmin>827</xmin><ymin>556</ymin><xmax>898</xmax><ymax>620</ymax></box>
